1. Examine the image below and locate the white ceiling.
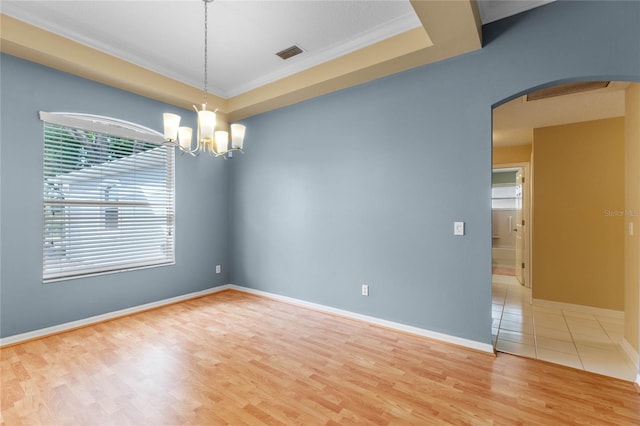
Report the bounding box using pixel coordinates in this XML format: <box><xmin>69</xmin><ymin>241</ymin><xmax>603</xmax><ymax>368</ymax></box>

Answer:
<box><xmin>1</xmin><ymin>0</ymin><xmax>553</xmax><ymax>98</ymax></box>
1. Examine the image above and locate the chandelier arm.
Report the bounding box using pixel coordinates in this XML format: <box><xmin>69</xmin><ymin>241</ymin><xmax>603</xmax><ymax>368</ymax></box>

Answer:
<box><xmin>163</xmin><ymin>140</ymin><xmax>199</xmax><ymax>157</ymax></box>
<box><xmin>220</xmin><ymin>148</ymin><xmax>243</xmax><ymax>159</ymax></box>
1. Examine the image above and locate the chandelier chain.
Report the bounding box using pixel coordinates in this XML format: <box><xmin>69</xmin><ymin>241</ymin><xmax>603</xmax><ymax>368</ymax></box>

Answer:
<box><xmin>203</xmin><ymin>0</ymin><xmax>209</xmax><ymax>107</ymax></box>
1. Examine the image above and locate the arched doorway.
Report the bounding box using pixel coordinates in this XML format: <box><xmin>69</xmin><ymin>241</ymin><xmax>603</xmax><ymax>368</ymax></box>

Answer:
<box><xmin>491</xmin><ymin>80</ymin><xmax>640</xmax><ymax>382</ymax></box>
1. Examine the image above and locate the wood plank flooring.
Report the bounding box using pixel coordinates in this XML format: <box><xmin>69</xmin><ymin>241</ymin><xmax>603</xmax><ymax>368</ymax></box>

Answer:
<box><xmin>1</xmin><ymin>289</ymin><xmax>639</xmax><ymax>425</ymax></box>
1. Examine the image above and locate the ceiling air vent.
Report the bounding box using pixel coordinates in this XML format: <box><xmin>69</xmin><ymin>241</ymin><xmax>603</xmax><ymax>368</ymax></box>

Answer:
<box><xmin>526</xmin><ymin>81</ymin><xmax>610</xmax><ymax>101</ymax></box>
<box><xmin>276</xmin><ymin>45</ymin><xmax>304</xmax><ymax>60</ymax></box>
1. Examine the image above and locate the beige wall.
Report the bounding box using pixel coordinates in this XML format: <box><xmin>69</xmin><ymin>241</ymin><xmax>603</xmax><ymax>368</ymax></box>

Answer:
<box><xmin>532</xmin><ymin>118</ymin><xmax>625</xmax><ymax>310</ymax></box>
<box><xmin>493</xmin><ymin>145</ymin><xmax>532</xmax><ymax>166</ymax></box>
<box><xmin>625</xmin><ymin>83</ymin><xmax>640</xmax><ymax>350</ymax></box>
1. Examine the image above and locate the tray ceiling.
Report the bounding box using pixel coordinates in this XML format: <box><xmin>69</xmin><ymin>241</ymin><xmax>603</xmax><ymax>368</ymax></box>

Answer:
<box><xmin>1</xmin><ymin>1</ymin><xmax>553</xmax><ymax>120</ymax></box>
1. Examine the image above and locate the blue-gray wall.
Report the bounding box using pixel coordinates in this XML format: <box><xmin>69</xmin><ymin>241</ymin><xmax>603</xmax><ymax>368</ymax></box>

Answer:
<box><xmin>229</xmin><ymin>0</ymin><xmax>640</xmax><ymax>344</ymax></box>
<box><xmin>0</xmin><ymin>55</ymin><xmax>231</xmax><ymax>338</ymax></box>
<box><xmin>1</xmin><ymin>1</ymin><xmax>639</xmax><ymax>343</ymax></box>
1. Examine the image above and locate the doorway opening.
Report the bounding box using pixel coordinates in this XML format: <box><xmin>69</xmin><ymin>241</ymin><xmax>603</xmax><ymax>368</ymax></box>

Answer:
<box><xmin>491</xmin><ymin>80</ymin><xmax>639</xmax><ymax>382</ymax></box>
<box><xmin>491</xmin><ymin>166</ymin><xmax>529</xmax><ymax>285</ymax></box>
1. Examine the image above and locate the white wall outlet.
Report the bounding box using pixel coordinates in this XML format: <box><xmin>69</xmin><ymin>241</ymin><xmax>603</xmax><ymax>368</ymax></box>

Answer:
<box><xmin>454</xmin><ymin>221</ymin><xmax>465</xmax><ymax>236</ymax></box>
<box><xmin>361</xmin><ymin>284</ymin><xmax>369</xmax><ymax>296</ymax></box>
<box><xmin>216</xmin><ymin>265</ymin><xmax>221</xmax><ymax>274</ymax></box>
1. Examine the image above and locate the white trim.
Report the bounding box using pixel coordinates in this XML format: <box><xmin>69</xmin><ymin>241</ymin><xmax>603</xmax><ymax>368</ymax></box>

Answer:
<box><xmin>622</xmin><ymin>338</ymin><xmax>640</xmax><ymax>368</ymax></box>
<box><xmin>2</xmin><ymin>284</ymin><xmax>494</xmax><ymax>355</ymax></box>
<box><xmin>39</xmin><ymin>112</ymin><xmax>165</xmax><ymax>145</ymax></box>
<box><xmin>532</xmin><ymin>298</ymin><xmax>624</xmax><ymax>319</ymax></box>
<box><xmin>229</xmin><ymin>285</ymin><xmax>495</xmax><ymax>354</ymax></box>
<box><xmin>0</xmin><ymin>285</ymin><xmax>232</xmax><ymax>347</ymax></box>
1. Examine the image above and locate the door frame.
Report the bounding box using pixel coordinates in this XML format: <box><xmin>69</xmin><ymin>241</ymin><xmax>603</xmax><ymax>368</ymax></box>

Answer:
<box><xmin>492</xmin><ymin>162</ymin><xmax>532</xmax><ymax>291</ymax></box>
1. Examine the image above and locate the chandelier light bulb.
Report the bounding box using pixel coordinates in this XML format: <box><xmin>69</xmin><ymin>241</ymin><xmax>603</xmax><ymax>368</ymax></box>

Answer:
<box><xmin>215</xmin><ymin>131</ymin><xmax>229</xmax><ymax>154</ymax></box>
<box><xmin>178</xmin><ymin>127</ymin><xmax>193</xmax><ymax>150</ymax></box>
<box><xmin>163</xmin><ymin>113</ymin><xmax>181</xmax><ymax>141</ymax></box>
<box><xmin>231</xmin><ymin>124</ymin><xmax>246</xmax><ymax>150</ymax></box>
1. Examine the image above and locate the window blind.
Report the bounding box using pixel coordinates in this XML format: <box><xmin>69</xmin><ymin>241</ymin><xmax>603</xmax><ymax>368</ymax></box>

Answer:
<box><xmin>41</xmin><ymin>114</ymin><xmax>175</xmax><ymax>282</ymax></box>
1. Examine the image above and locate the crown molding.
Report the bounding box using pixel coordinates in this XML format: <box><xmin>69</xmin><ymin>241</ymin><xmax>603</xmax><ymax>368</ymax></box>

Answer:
<box><xmin>225</xmin><ymin>12</ymin><xmax>425</xmax><ymax>98</ymax></box>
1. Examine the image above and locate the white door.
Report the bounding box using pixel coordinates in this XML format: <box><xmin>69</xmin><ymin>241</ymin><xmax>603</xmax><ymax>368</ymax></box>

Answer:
<box><xmin>515</xmin><ymin>169</ymin><xmax>525</xmax><ymax>285</ymax></box>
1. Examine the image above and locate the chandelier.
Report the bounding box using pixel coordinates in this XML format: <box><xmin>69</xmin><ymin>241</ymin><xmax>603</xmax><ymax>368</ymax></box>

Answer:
<box><xmin>162</xmin><ymin>0</ymin><xmax>246</xmax><ymax>158</ymax></box>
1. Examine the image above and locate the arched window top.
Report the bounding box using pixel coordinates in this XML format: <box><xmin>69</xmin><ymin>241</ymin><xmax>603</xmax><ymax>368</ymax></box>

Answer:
<box><xmin>39</xmin><ymin>112</ymin><xmax>164</xmax><ymax>145</ymax></box>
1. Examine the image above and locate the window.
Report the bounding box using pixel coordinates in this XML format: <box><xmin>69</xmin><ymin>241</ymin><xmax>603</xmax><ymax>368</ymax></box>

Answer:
<box><xmin>491</xmin><ymin>170</ymin><xmax>519</xmax><ymax>210</ymax></box>
<box><xmin>491</xmin><ymin>184</ymin><xmax>517</xmax><ymax>210</ymax></box>
<box><xmin>41</xmin><ymin>112</ymin><xmax>175</xmax><ymax>282</ymax></box>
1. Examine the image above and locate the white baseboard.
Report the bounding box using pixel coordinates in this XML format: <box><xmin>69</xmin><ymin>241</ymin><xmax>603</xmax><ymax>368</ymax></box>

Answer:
<box><xmin>2</xmin><ymin>284</ymin><xmax>494</xmax><ymax>355</ymax></box>
<box><xmin>229</xmin><ymin>285</ymin><xmax>495</xmax><ymax>355</ymax></box>
<box><xmin>622</xmin><ymin>338</ymin><xmax>640</xmax><ymax>368</ymax></box>
<box><xmin>0</xmin><ymin>285</ymin><xmax>232</xmax><ymax>347</ymax></box>
<box><xmin>532</xmin><ymin>298</ymin><xmax>624</xmax><ymax>319</ymax></box>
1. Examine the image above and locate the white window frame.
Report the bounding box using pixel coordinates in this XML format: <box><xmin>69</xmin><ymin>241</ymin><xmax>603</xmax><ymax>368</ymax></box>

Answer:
<box><xmin>40</xmin><ymin>112</ymin><xmax>175</xmax><ymax>282</ymax></box>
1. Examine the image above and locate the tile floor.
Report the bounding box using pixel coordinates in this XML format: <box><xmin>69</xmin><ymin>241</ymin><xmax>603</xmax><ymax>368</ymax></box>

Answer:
<box><xmin>492</xmin><ymin>274</ymin><xmax>638</xmax><ymax>381</ymax></box>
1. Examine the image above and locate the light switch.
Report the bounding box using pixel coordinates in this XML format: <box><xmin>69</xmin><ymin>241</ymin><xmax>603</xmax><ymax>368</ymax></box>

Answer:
<box><xmin>454</xmin><ymin>221</ymin><xmax>465</xmax><ymax>236</ymax></box>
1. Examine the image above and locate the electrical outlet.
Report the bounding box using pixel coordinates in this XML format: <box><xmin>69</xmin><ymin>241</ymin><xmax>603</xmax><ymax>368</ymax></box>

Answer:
<box><xmin>454</xmin><ymin>221</ymin><xmax>465</xmax><ymax>236</ymax></box>
<box><xmin>361</xmin><ymin>284</ymin><xmax>369</xmax><ymax>296</ymax></box>
<box><xmin>216</xmin><ymin>265</ymin><xmax>221</xmax><ymax>274</ymax></box>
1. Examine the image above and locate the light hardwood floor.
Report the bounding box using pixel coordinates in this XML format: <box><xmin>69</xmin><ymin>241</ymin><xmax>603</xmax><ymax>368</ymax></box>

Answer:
<box><xmin>1</xmin><ymin>290</ymin><xmax>639</xmax><ymax>425</ymax></box>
